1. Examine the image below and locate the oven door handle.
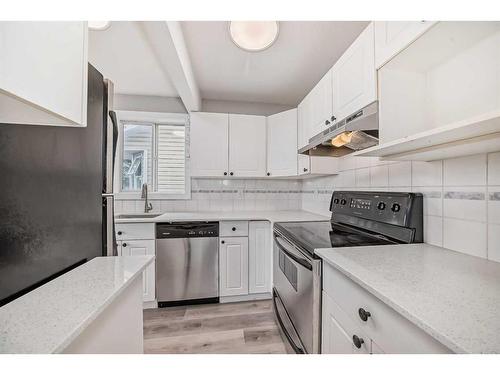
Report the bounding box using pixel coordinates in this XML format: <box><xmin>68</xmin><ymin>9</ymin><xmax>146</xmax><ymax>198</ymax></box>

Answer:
<box><xmin>275</xmin><ymin>236</ymin><xmax>313</xmax><ymax>271</ymax></box>
<box><xmin>272</xmin><ymin>289</ymin><xmax>305</xmax><ymax>354</ymax></box>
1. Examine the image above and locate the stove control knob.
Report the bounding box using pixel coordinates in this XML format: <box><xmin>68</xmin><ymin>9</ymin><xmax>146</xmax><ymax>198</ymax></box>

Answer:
<box><xmin>391</xmin><ymin>203</ymin><xmax>401</xmax><ymax>212</ymax></box>
<box><xmin>340</xmin><ymin>199</ymin><xmax>347</xmax><ymax>205</ymax></box>
<box><xmin>334</xmin><ymin>198</ymin><xmax>340</xmax><ymax>204</ymax></box>
<box><xmin>377</xmin><ymin>202</ymin><xmax>386</xmax><ymax>210</ymax></box>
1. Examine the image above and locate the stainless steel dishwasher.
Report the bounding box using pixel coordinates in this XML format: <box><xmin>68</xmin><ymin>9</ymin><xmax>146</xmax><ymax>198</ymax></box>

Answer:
<box><xmin>156</xmin><ymin>222</ymin><xmax>219</xmax><ymax>307</ymax></box>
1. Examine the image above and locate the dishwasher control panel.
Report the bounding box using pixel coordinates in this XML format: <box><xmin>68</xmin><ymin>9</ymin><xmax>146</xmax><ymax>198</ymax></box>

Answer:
<box><xmin>156</xmin><ymin>222</ymin><xmax>219</xmax><ymax>238</ymax></box>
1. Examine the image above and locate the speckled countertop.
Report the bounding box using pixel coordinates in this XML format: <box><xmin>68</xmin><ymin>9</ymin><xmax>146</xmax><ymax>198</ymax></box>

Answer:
<box><xmin>0</xmin><ymin>255</ymin><xmax>154</xmax><ymax>354</ymax></box>
<box><xmin>115</xmin><ymin>210</ymin><xmax>329</xmax><ymax>224</ymax></box>
<box><xmin>316</xmin><ymin>244</ymin><xmax>500</xmax><ymax>354</ymax></box>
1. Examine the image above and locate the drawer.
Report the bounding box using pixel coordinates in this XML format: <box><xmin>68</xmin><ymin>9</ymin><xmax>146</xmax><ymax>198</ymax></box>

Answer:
<box><xmin>115</xmin><ymin>223</ymin><xmax>155</xmax><ymax>240</ymax></box>
<box><xmin>322</xmin><ymin>291</ymin><xmax>370</xmax><ymax>354</ymax></box>
<box><xmin>323</xmin><ymin>263</ymin><xmax>451</xmax><ymax>354</ymax></box>
<box><xmin>220</xmin><ymin>221</ymin><xmax>249</xmax><ymax>237</ymax></box>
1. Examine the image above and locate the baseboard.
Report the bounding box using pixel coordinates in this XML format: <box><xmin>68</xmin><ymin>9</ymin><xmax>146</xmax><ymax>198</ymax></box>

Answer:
<box><xmin>219</xmin><ymin>293</ymin><xmax>272</xmax><ymax>304</ymax></box>
<box><xmin>143</xmin><ymin>300</ymin><xmax>158</xmax><ymax>309</ymax></box>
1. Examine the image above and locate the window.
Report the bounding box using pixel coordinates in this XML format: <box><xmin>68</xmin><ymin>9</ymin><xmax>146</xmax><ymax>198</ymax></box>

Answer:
<box><xmin>116</xmin><ymin>112</ymin><xmax>189</xmax><ymax>199</ymax></box>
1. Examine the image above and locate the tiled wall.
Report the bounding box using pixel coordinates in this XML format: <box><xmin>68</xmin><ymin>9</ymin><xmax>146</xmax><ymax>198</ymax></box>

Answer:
<box><xmin>115</xmin><ymin>179</ymin><xmax>302</xmax><ymax>214</ymax></box>
<box><xmin>301</xmin><ymin>152</ymin><xmax>500</xmax><ymax>262</ymax></box>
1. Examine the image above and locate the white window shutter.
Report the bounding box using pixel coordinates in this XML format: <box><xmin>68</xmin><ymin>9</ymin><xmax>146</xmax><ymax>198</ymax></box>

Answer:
<box><xmin>156</xmin><ymin>124</ymin><xmax>186</xmax><ymax>194</ymax></box>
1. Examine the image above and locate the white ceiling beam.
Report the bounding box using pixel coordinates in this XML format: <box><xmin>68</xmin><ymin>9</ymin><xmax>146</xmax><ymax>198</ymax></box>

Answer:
<box><xmin>139</xmin><ymin>21</ymin><xmax>201</xmax><ymax>112</ymax></box>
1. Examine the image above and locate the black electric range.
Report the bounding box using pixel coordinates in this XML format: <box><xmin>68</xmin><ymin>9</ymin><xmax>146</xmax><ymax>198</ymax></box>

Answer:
<box><xmin>272</xmin><ymin>191</ymin><xmax>423</xmax><ymax>354</ymax></box>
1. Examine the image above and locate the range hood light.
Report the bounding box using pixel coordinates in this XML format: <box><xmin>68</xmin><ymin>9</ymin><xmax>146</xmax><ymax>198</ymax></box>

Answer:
<box><xmin>331</xmin><ymin>132</ymin><xmax>353</xmax><ymax>147</ymax></box>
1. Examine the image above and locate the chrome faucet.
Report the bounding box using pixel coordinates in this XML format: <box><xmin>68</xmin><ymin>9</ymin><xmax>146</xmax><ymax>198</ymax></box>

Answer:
<box><xmin>141</xmin><ymin>183</ymin><xmax>153</xmax><ymax>213</ymax></box>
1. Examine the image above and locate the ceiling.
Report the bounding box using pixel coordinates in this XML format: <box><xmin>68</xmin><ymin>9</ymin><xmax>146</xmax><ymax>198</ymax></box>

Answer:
<box><xmin>88</xmin><ymin>21</ymin><xmax>369</xmax><ymax>107</ymax></box>
<box><xmin>181</xmin><ymin>21</ymin><xmax>369</xmax><ymax>106</ymax></box>
<box><xmin>88</xmin><ymin>21</ymin><xmax>178</xmax><ymax>97</ymax></box>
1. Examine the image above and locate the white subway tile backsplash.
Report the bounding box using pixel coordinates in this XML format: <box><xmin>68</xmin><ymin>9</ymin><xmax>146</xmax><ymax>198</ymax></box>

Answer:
<box><xmin>443</xmin><ymin>187</ymin><xmax>487</xmax><ymax>222</ymax></box>
<box><xmin>443</xmin><ymin>218</ymin><xmax>487</xmax><ymax>258</ymax></box>
<box><xmin>370</xmin><ymin>165</ymin><xmax>389</xmax><ymax>187</ymax></box>
<box><xmin>444</xmin><ymin>154</ymin><xmax>487</xmax><ymax>186</ymax></box>
<box><xmin>424</xmin><ymin>215</ymin><xmax>443</xmax><ymax>247</ymax></box>
<box><xmin>488</xmin><ymin>224</ymin><xmax>500</xmax><ymax>262</ymax></box>
<box><xmin>412</xmin><ymin>160</ymin><xmax>442</xmax><ymax>187</ymax></box>
<box><xmin>388</xmin><ymin>162</ymin><xmax>412</xmax><ymax>187</ymax></box>
<box><xmin>488</xmin><ymin>153</ymin><xmax>500</xmax><ymax>185</ymax></box>
<box><xmin>121</xmin><ymin>200</ymin><xmax>135</xmax><ymax>214</ymax></box>
<box><xmin>339</xmin><ymin>170</ymin><xmax>356</xmax><ymax>188</ymax></box>
<box><xmin>355</xmin><ymin>168</ymin><xmax>370</xmax><ymax>187</ymax></box>
<box><xmin>355</xmin><ymin>156</ymin><xmax>373</xmax><ymax>169</ymax></box>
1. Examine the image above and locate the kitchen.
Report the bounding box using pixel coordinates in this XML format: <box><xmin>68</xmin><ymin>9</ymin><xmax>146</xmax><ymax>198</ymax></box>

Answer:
<box><xmin>1</xmin><ymin>1</ymin><xmax>500</xmax><ymax>371</ymax></box>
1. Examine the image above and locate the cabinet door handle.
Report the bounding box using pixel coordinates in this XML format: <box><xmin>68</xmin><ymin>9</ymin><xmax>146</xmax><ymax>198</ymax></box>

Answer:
<box><xmin>331</xmin><ymin>115</ymin><xmax>336</xmax><ymax>122</ymax></box>
<box><xmin>230</xmin><ymin>172</ymin><xmax>234</xmax><ymax>176</ymax></box>
<box><xmin>303</xmin><ymin>168</ymin><xmax>308</xmax><ymax>172</ymax></box>
<box><xmin>221</xmin><ymin>240</ymin><xmax>225</xmax><ymax>244</ymax></box>
<box><xmin>325</xmin><ymin>120</ymin><xmax>330</xmax><ymax>126</ymax></box>
<box><xmin>267</xmin><ymin>172</ymin><xmax>271</xmax><ymax>176</ymax></box>
<box><xmin>117</xmin><ymin>231</ymin><xmax>123</xmax><ymax>235</ymax></box>
<box><xmin>352</xmin><ymin>335</ymin><xmax>364</xmax><ymax>349</ymax></box>
<box><xmin>224</xmin><ymin>172</ymin><xmax>228</xmax><ymax>176</ymax></box>
<box><xmin>232</xmin><ymin>227</ymin><xmax>236</xmax><ymax>231</ymax></box>
<box><xmin>358</xmin><ymin>308</ymin><xmax>371</xmax><ymax>322</ymax></box>
<box><xmin>122</xmin><ymin>243</ymin><xmax>127</xmax><ymax>247</ymax></box>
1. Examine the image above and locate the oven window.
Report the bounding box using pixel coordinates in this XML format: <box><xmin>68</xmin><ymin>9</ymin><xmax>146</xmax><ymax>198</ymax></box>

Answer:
<box><xmin>279</xmin><ymin>250</ymin><xmax>298</xmax><ymax>291</ymax></box>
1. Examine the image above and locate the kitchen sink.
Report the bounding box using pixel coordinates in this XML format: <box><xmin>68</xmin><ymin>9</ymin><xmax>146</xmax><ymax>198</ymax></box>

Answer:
<box><xmin>116</xmin><ymin>213</ymin><xmax>162</xmax><ymax>219</ymax></box>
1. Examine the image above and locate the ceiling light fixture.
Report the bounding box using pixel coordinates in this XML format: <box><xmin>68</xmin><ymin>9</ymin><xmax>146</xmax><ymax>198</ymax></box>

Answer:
<box><xmin>88</xmin><ymin>21</ymin><xmax>111</xmax><ymax>31</ymax></box>
<box><xmin>229</xmin><ymin>21</ymin><xmax>279</xmax><ymax>52</ymax></box>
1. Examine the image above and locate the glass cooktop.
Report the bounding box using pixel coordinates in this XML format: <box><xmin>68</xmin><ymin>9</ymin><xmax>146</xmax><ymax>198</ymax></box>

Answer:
<box><xmin>274</xmin><ymin>221</ymin><xmax>396</xmax><ymax>258</ymax></box>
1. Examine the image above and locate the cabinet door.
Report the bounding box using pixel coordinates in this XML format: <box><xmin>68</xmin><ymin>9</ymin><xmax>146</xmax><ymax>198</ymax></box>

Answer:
<box><xmin>374</xmin><ymin>21</ymin><xmax>436</xmax><ymax>69</ymax></box>
<box><xmin>371</xmin><ymin>340</ymin><xmax>385</xmax><ymax>354</ymax></box>
<box><xmin>267</xmin><ymin>109</ymin><xmax>298</xmax><ymax>177</ymax></box>
<box><xmin>219</xmin><ymin>237</ymin><xmax>249</xmax><ymax>297</ymax></box>
<box><xmin>190</xmin><ymin>112</ymin><xmax>229</xmax><ymax>177</ymax></box>
<box><xmin>0</xmin><ymin>22</ymin><xmax>88</xmax><ymax>126</ymax></box>
<box><xmin>298</xmin><ymin>154</ymin><xmax>311</xmax><ymax>175</ymax></box>
<box><xmin>322</xmin><ymin>292</ymin><xmax>370</xmax><ymax>354</ymax></box>
<box><xmin>229</xmin><ymin>114</ymin><xmax>267</xmax><ymax>177</ymax></box>
<box><xmin>332</xmin><ymin>23</ymin><xmax>376</xmax><ymax>122</ymax></box>
<box><xmin>248</xmin><ymin>221</ymin><xmax>271</xmax><ymax>294</ymax></box>
<box><xmin>310</xmin><ymin>68</ymin><xmax>333</xmax><ymax>138</ymax></box>
<box><xmin>119</xmin><ymin>239</ymin><xmax>156</xmax><ymax>302</ymax></box>
<box><xmin>298</xmin><ymin>97</ymin><xmax>312</xmax><ymax>149</ymax></box>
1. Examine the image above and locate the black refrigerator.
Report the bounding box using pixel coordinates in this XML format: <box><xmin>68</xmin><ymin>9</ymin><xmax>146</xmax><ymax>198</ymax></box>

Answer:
<box><xmin>0</xmin><ymin>64</ymin><xmax>118</xmax><ymax>307</ymax></box>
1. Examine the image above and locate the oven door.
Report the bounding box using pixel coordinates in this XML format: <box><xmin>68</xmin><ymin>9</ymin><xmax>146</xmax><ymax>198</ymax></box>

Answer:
<box><xmin>273</xmin><ymin>231</ymin><xmax>321</xmax><ymax>354</ymax></box>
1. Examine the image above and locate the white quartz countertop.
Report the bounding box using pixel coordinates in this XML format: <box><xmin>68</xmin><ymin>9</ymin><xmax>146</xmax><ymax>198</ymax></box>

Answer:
<box><xmin>0</xmin><ymin>255</ymin><xmax>154</xmax><ymax>354</ymax></box>
<box><xmin>315</xmin><ymin>244</ymin><xmax>500</xmax><ymax>354</ymax></box>
<box><xmin>115</xmin><ymin>210</ymin><xmax>329</xmax><ymax>224</ymax></box>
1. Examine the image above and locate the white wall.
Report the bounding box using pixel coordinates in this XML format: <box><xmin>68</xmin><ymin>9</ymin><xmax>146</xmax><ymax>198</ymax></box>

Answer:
<box><xmin>114</xmin><ymin>94</ymin><xmax>187</xmax><ymax>113</ymax></box>
<box><xmin>301</xmin><ymin>152</ymin><xmax>500</xmax><ymax>263</ymax></box>
<box><xmin>201</xmin><ymin>99</ymin><xmax>293</xmax><ymax>116</ymax></box>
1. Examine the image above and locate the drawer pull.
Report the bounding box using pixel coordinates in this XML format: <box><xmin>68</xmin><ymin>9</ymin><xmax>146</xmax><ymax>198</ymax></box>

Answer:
<box><xmin>352</xmin><ymin>335</ymin><xmax>364</xmax><ymax>349</ymax></box>
<box><xmin>122</xmin><ymin>243</ymin><xmax>127</xmax><ymax>247</ymax></box>
<box><xmin>358</xmin><ymin>308</ymin><xmax>371</xmax><ymax>322</ymax></box>
<box><xmin>232</xmin><ymin>227</ymin><xmax>236</xmax><ymax>231</ymax></box>
<box><xmin>117</xmin><ymin>231</ymin><xmax>123</xmax><ymax>235</ymax></box>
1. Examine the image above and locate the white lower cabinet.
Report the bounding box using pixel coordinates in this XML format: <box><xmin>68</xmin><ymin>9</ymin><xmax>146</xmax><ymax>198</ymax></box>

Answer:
<box><xmin>322</xmin><ymin>263</ymin><xmax>452</xmax><ymax>354</ymax></box>
<box><xmin>248</xmin><ymin>221</ymin><xmax>271</xmax><ymax>294</ymax></box>
<box><xmin>117</xmin><ymin>239</ymin><xmax>156</xmax><ymax>303</ymax></box>
<box><xmin>115</xmin><ymin>223</ymin><xmax>156</xmax><ymax>304</ymax></box>
<box><xmin>322</xmin><ymin>291</ymin><xmax>370</xmax><ymax>354</ymax></box>
<box><xmin>219</xmin><ymin>236</ymin><xmax>249</xmax><ymax>297</ymax></box>
<box><xmin>219</xmin><ymin>221</ymin><xmax>272</xmax><ymax>300</ymax></box>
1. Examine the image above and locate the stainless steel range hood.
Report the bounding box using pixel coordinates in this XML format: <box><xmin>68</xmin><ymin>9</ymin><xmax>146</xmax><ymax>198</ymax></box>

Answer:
<box><xmin>298</xmin><ymin>101</ymin><xmax>379</xmax><ymax>157</ymax></box>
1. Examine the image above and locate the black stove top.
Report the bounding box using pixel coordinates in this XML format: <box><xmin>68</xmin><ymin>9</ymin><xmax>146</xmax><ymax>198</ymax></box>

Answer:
<box><xmin>274</xmin><ymin>221</ymin><xmax>396</xmax><ymax>258</ymax></box>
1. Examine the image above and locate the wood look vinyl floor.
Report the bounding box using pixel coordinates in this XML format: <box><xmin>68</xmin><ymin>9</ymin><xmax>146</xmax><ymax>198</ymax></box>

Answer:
<box><xmin>143</xmin><ymin>299</ymin><xmax>287</xmax><ymax>354</ymax></box>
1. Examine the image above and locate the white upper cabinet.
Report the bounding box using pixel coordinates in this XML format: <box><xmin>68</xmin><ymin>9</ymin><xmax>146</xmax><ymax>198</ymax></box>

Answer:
<box><xmin>374</xmin><ymin>21</ymin><xmax>436</xmax><ymax>69</ymax></box>
<box><xmin>229</xmin><ymin>114</ymin><xmax>267</xmax><ymax>177</ymax></box>
<box><xmin>267</xmin><ymin>108</ymin><xmax>298</xmax><ymax>177</ymax></box>
<box><xmin>0</xmin><ymin>22</ymin><xmax>88</xmax><ymax>127</ymax></box>
<box><xmin>310</xmin><ymin>68</ymin><xmax>334</xmax><ymax>138</ymax></box>
<box><xmin>190</xmin><ymin>112</ymin><xmax>229</xmax><ymax>177</ymax></box>
<box><xmin>332</xmin><ymin>23</ymin><xmax>376</xmax><ymax>123</ymax></box>
<box><xmin>297</xmin><ymin>96</ymin><xmax>312</xmax><ymax>149</ymax></box>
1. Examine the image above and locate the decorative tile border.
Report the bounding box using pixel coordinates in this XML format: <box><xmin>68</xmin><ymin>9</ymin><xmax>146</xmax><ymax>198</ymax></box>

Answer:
<box><xmin>489</xmin><ymin>192</ymin><xmax>500</xmax><ymax>201</ymax></box>
<box><xmin>444</xmin><ymin>191</ymin><xmax>485</xmax><ymax>200</ymax></box>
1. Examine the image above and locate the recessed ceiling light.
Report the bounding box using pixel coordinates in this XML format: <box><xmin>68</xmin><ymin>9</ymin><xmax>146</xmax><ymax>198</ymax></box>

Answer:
<box><xmin>229</xmin><ymin>21</ymin><xmax>279</xmax><ymax>52</ymax></box>
<box><xmin>88</xmin><ymin>21</ymin><xmax>111</xmax><ymax>31</ymax></box>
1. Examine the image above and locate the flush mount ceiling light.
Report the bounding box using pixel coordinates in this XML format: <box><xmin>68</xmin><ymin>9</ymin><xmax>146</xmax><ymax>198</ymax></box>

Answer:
<box><xmin>88</xmin><ymin>21</ymin><xmax>111</xmax><ymax>31</ymax></box>
<box><xmin>229</xmin><ymin>21</ymin><xmax>279</xmax><ymax>52</ymax></box>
